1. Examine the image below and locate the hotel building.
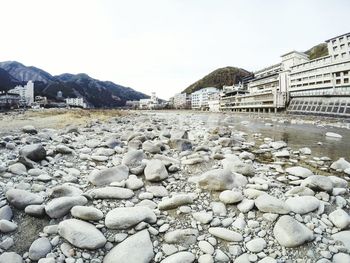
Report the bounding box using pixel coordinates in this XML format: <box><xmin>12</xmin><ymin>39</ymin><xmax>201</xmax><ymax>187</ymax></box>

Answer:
<box><xmin>8</xmin><ymin>80</ymin><xmax>34</xmax><ymax>106</ymax></box>
<box><xmin>287</xmin><ymin>33</ymin><xmax>350</xmax><ymax>116</ymax></box>
<box><xmin>191</xmin><ymin>87</ymin><xmax>220</xmax><ymax>110</ymax></box>
<box><xmin>173</xmin><ymin>93</ymin><xmax>191</xmax><ymax>109</ymax></box>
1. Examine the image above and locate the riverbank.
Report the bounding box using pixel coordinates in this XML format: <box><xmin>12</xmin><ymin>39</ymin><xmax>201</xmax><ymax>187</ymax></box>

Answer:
<box><xmin>0</xmin><ymin>111</ymin><xmax>349</xmax><ymax>262</ymax></box>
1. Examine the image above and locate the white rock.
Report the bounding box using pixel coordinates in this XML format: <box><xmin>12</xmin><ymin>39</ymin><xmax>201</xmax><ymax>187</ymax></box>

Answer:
<box><xmin>45</xmin><ymin>196</ymin><xmax>88</xmax><ymax>218</ymax></box>
<box><xmin>273</xmin><ymin>215</ymin><xmax>313</xmax><ymax>247</ymax></box>
<box><xmin>87</xmin><ymin>187</ymin><xmax>134</xmax><ymax>199</ymax></box>
<box><xmin>105</xmin><ymin>206</ymin><xmax>156</xmax><ymax>229</ymax></box>
<box><xmin>285</xmin><ymin>166</ymin><xmax>313</xmax><ymax>178</ymax></box>
<box><xmin>285</xmin><ymin>196</ymin><xmax>320</xmax><ymax>214</ymax></box>
<box><xmin>158</xmin><ymin>194</ymin><xmax>193</xmax><ymax>210</ymax></box>
<box><xmin>160</xmin><ymin>251</ymin><xmax>195</xmax><ymax>263</ymax></box>
<box><xmin>89</xmin><ymin>165</ymin><xmax>129</xmax><ymax>186</ymax></box>
<box><xmin>71</xmin><ymin>206</ymin><xmax>104</xmax><ymax>221</ymax></box>
<box><xmin>219</xmin><ymin>190</ymin><xmax>243</xmax><ymax>204</ymax></box>
<box><xmin>329</xmin><ymin>209</ymin><xmax>350</xmax><ymax>229</ymax></box>
<box><xmin>103</xmin><ymin>230</ymin><xmax>154</xmax><ymax>263</ymax></box>
<box><xmin>208</xmin><ymin>227</ymin><xmax>243</xmax><ymax>242</ymax></box>
<box><xmin>255</xmin><ymin>194</ymin><xmax>290</xmax><ymax>214</ymax></box>
<box><xmin>325</xmin><ymin>132</ymin><xmax>342</xmax><ymax>138</ymax></box>
<box><xmin>246</xmin><ymin>238</ymin><xmax>266</xmax><ymax>253</ymax></box>
<box><xmin>144</xmin><ymin>159</ymin><xmax>168</xmax><ymax>181</ymax></box>
<box><xmin>58</xmin><ymin>219</ymin><xmax>106</xmax><ymax>249</ymax></box>
<box><xmin>29</xmin><ymin>237</ymin><xmax>52</xmax><ymax>261</ymax></box>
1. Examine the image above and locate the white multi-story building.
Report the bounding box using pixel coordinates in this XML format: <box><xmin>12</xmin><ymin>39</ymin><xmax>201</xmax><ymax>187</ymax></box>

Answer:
<box><xmin>8</xmin><ymin>80</ymin><xmax>34</xmax><ymax>106</ymax></box>
<box><xmin>223</xmin><ymin>51</ymin><xmax>309</xmax><ymax>113</ymax></box>
<box><xmin>65</xmin><ymin>97</ymin><xmax>87</xmax><ymax>108</ymax></box>
<box><xmin>191</xmin><ymin>87</ymin><xmax>220</xmax><ymax>110</ymax></box>
<box><xmin>173</xmin><ymin>93</ymin><xmax>191</xmax><ymax>109</ymax></box>
<box><xmin>139</xmin><ymin>92</ymin><xmax>160</xmax><ymax>109</ymax></box>
<box><xmin>287</xmin><ymin>32</ymin><xmax>350</xmax><ymax>116</ymax></box>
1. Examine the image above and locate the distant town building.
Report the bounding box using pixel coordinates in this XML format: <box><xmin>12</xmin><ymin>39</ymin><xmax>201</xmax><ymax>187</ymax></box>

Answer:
<box><xmin>8</xmin><ymin>80</ymin><xmax>34</xmax><ymax>106</ymax></box>
<box><xmin>139</xmin><ymin>92</ymin><xmax>160</xmax><ymax>109</ymax></box>
<box><xmin>0</xmin><ymin>91</ymin><xmax>21</xmax><ymax>110</ymax></box>
<box><xmin>65</xmin><ymin>97</ymin><xmax>87</xmax><ymax>108</ymax></box>
<box><xmin>173</xmin><ymin>93</ymin><xmax>191</xmax><ymax>109</ymax></box>
<box><xmin>57</xmin><ymin>91</ymin><xmax>63</xmax><ymax>99</ymax></box>
<box><xmin>191</xmin><ymin>87</ymin><xmax>220</xmax><ymax>110</ymax></box>
<box><xmin>126</xmin><ymin>100</ymin><xmax>140</xmax><ymax>109</ymax></box>
<box><xmin>207</xmin><ymin>92</ymin><xmax>221</xmax><ymax>112</ymax></box>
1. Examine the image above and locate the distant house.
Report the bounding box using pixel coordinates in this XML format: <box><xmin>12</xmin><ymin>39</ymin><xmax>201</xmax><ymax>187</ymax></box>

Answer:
<box><xmin>65</xmin><ymin>97</ymin><xmax>87</xmax><ymax>108</ymax></box>
<box><xmin>173</xmin><ymin>93</ymin><xmax>191</xmax><ymax>109</ymax></box>
<box><xmin>139</xmin><ymin>92</ymin><xmax>160</xmax><ymax>109</ymax></box>
<box><xmin>0</xmin><ymin>91</ymin><xmax>21</xmax><ymax>110</ymax></box>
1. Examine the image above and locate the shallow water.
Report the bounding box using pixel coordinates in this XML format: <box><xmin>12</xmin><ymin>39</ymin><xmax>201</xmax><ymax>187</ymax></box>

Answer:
<box><xmin>153</xmin><ymin>111</ymin><xmax>350</xmax><ymax>161</ymax></box>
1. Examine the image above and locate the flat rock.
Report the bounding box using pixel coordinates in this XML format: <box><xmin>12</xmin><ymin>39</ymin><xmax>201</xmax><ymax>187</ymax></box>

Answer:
<box><xmin>164</xmin><ymin>229</ymin><xmax>199</xmax><ymax>246</ymax></box>
<box><xmin>255</xmin><ymin>194</ymin><xmax>290</xmax><ymax>214</ymax></box>
<box><xmin>158</xmin><ymin>194</ymin><xmax>193</xmax><ymax>210</ymax></box>
<box><xmin>0</xmin><ymin>205</ymin><xmax>13</xmax><ymax>220</ymax></box>
<box><xmin>89</xmin><ymin>165</ymin><xmax>129</xmax><ymax>186</ymax></box>
<box><xmin>301</xmin><ymin>175</ymin><xmax>333</xmax><ymax>193</ymax></box>
<box><xmin>87</xmin><ymin>187</ymin><xmax>134</xmax><ymax>199</ymax></box>
<box><xmin>105</xmin><ymin>206</ymin><xmax>156</xmax><ymax>229</ymax></box>
<box><xmin>161</xmin><ymin>252</ymin><xmax>195</xmax><ymax>263</ymax></box>
<box><xmin>219</xmin><ymin>190</ymin><xmax>243</xmax><ymax>204</ymax></box>
<box><xmin>58</xmin><ymin>219</ymin><xmax>106</xmax><ymax>249</ymax></box>
<box><xmin>122</xmin><ymin>150</ymin><xmax>146</xmax><ymax>168</ymax></box>
<box><xmin>246</xmin><ymin>238</ymin><xmax>266</xmax><ymax>253</ymax></box>
<box><xmin>285</xmin><ymin>166</ymin><xmax>313</xmax><ymax>178</ymax></box>
<box><xmin>103</xmin><ymin>230</ymin><xmax>154</xmax><ymax>263</ymax></box>
<box><xmin>208</xmin><ymin>227</ymin><xmax>243</xmax><ymax>242</ymax></box>
<box><xmin>273</xmin><ymin>215</ymin><xmax>313</xmax><ymax>247</ymax></box>
<box><xmin>0</xmin><ymin>252</ymin><xmax>23</xmax><ymax>263</ymax></box>
<box><xmin>45</xmin><ymin>196</ymin><xmax>88</xmax><ymax>218</ymax></box>
<box><xmin>285</xmin><ymin>196</ymin><xmax>320</xmax><ymax>214</ymax></box>
<box><xmin>330</xmin><ymin>158</ymin><xmax>350</xmax><ymax>172</ymax></box>
<box><xmin>48</xmin><ymin>184</ymin><xmax>83</xmax><ymax>198</ymax></box>
<box><xmin>71</xmin><ymin>206</ymin><xmax>104</xmax><ymax>221</ymax></box>
<box><xmin>6</xmin><ymin>189</ymin><xmax>44</xmax><ymax>210</ymax></box>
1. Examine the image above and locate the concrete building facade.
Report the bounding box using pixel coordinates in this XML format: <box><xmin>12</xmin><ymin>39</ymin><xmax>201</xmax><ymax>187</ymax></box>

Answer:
<box><xmin>8</xmin><ymin>80</ymin><xmax>34</xmax><ymax>106</ymax></box>
<box><xmin>191</xmin><ymin>87</ymin><xmax>220</xmax><ymax>110</ymax></box>
<box><xmin>173</xmin><ymin>93</ymin><xmax>191</xmax><ymax>109</ymax></box>
<box><xmin>65</xmin><ymin>97</ymin><xmax>87</xmax><ymax>108</ymax></box>
<box><xmin>287</xmin><ymin>32</ymin><xmax>350</xmax><ymax>117</ymax></box>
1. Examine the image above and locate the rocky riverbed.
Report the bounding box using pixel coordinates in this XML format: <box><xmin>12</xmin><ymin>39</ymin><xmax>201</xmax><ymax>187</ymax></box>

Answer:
<box><xmin>0</xmin><ymin>111</ymin><xmax>349</xmax><ymax>263</ymax></box>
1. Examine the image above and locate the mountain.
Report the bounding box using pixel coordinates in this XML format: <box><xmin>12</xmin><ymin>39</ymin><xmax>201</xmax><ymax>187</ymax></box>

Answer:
<box><xmin>305</xmin><ymin>43</ymin><xmax>329</xmax><ymax>60</ymax></box>
<box><xmin>0</xmin><ymin>68</ymin><xmax>20</xmax><ymax>91</ymax></box>
<box><xmin>0</xmin><ymin>61</ymin><xmax>149</xmax><ymax>107</ymax></box>
<box><xmin>182</xmin><ymin>67</ymin><xmax>251</xmax><ymax>94</ymax></box>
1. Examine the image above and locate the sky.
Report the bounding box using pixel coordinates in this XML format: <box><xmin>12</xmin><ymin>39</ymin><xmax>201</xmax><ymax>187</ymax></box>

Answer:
<box><xmin>1</xmin><ymin>0</ymin><xmax>350</xmax><ymax>100</ymax></box>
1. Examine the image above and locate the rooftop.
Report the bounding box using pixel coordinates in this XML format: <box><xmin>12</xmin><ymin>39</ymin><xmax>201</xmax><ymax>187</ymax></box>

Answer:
<box><xmin>325</xmin><ymin>32</ymin><xmax>350</xmax><ymax>42</ymax></box>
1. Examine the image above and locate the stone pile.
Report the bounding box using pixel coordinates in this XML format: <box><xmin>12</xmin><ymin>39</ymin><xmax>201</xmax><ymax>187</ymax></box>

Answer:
<box><xmin>0</xmin><ymin>112</ymin><xmax>349</xmax><ymax>263</ymax></box>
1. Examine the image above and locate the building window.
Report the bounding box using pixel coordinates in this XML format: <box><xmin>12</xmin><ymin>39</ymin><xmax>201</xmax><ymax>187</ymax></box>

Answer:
<box><xmin>339</xmin><ymin>37</ymin><xmax>344</xmax><ymax>42</ymax></box>
<box><xmin>340</xmin><ymin>44</ymin><xmax>345</xmax><ymax>49</ymax></box>
<box><xmin>344</xmin><ymin>71</ymin><xmax>349</xmax><ymax>76</ymax></box>
<box><xmin>334</xmin><ymin>54</ymin><xmax>339</xmax><ymax>59</ymax></box>
<box><xmin>344</xmin><ymin>78</ymin><xmax>349</xmax><ymax>84</ymax></box>
<box><xmin>336</xmin><ymin>79</ymin><xmax>341</xmax><ymax>84</ymax></box>
<box><xmin>333</xmin><ymin>46</ymin><xmax>338</xmax><ymax>51</ymax></box>
<box><xmin>335</xmin><ymin>72</ymin><xmax>341</xmax><ymax>77</ymax></box>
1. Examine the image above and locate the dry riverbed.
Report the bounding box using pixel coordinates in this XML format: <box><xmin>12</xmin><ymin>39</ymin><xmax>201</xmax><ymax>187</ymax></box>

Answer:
<box><xmin>0</xmin><ymin>110</ymin><xmax>349</xmax><ymax>263</ymax></box>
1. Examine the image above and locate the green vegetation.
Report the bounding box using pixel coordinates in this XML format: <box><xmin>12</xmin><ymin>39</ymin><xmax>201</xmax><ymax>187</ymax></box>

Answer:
<box><xmin>182</xmin><ymin>67</ymin><xmax>251</xmax><ymax>94</ymax></box>
<box><xmin>305</xmin><ymin>43</ymin><xmax>328</xmax><ymax>60</ymax></box>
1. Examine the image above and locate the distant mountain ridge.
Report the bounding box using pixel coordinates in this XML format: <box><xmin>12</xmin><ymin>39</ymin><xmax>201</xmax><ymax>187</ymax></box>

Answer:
<box><xmin>0</xmin><ymin>61</ymin><xmax>149</xmax><ymax>108</ymax></box>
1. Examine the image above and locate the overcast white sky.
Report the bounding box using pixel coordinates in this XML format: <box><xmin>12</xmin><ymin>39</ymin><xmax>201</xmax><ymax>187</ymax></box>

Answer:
<box><xmin>1</xmin><ymin>0</ymin><xmax>349</xmax><ymax>99</ymax></box>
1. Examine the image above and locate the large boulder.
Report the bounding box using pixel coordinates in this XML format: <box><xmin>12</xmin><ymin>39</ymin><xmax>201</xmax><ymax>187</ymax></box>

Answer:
<box><xmin>105</xmin><ymin>206</ymin><xmax>157</xmax><ymax>229</ymax></box>
<box><xmin>19</xmin><ymin>144</ymin><xmax>46</xmax><ymax>168</ymax></box>
<box><xmin>87</xmin><ymin>187</ymin><xmax>134</xmax><ymax>199</ymax></box>
<box><xmin>191</xmin><ymin>169</ymin><xmax>247</xmax><ymax>191</ymax></box>
<box><xmin>89</xmin><ymin>165</ymin><xmax>129</xmax><ymax>186</ymax></box>
<box><xmin>58</xmin><ymin>219</ymin><xmax>106</xmax><ymax>249</ymax></box>
<box><xmin>330</xmin><ymin>158</ymin><xmax>350</xmax><ymax>172</ymax></box>
<box><xmin>144</xmin><ymin>159</ymin><xmax>168</xmax><ymax>182</ymax></box>
<box><xmin>285</xmin><ymin>166</ymin><xmax>313</xmax><ymax>178</ymax></box>
<box><xmin>329</xmin><ymin>209</ymin><xmax>350</xmax><ymax>229</ymax></box>
<box><xmin>285</xmin><ymin>196</ymin><xmax>320</xmax><ymax>214</ymax></box>
<box><xmin>0</xmin><ymin>252</ymin><xmax>23</xmax><ymax>263</ymax></box>
<box><xmin>301</xmin><ymin>175</ymin><xmax>333</xmax><ymax>193</ymax></box>
<box><xmin>255</xmin><ymin>194</ymin><xmax>290</xmax><ymax>214</ymax></box>
<box><xmin>6</xmin><ymin>189</ymin><xmax>44</xmax><ymax>210</ymax></box>
<box><xmin>28</xmin><ymin>237</ymin><xmax>52</xmax><ymax>261</ymax></box>
<box><xmin>332</xmin><ymin>231</ymin><xmax>350</xmax><ymax>251</ymax></box>
<box><xmin>273</xmin><ymin>215</ymin><xmax>313</xmax><ymax>247</ymax></box>
<box><xmin>45</xmin><ymin>196</ymin><xmax>87</xmax><ymax>218</ymax></box>
<box><xmin>103</xmin><ymin>230</ymin><xmax>154</xmax><ymax>263</ymax></box>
